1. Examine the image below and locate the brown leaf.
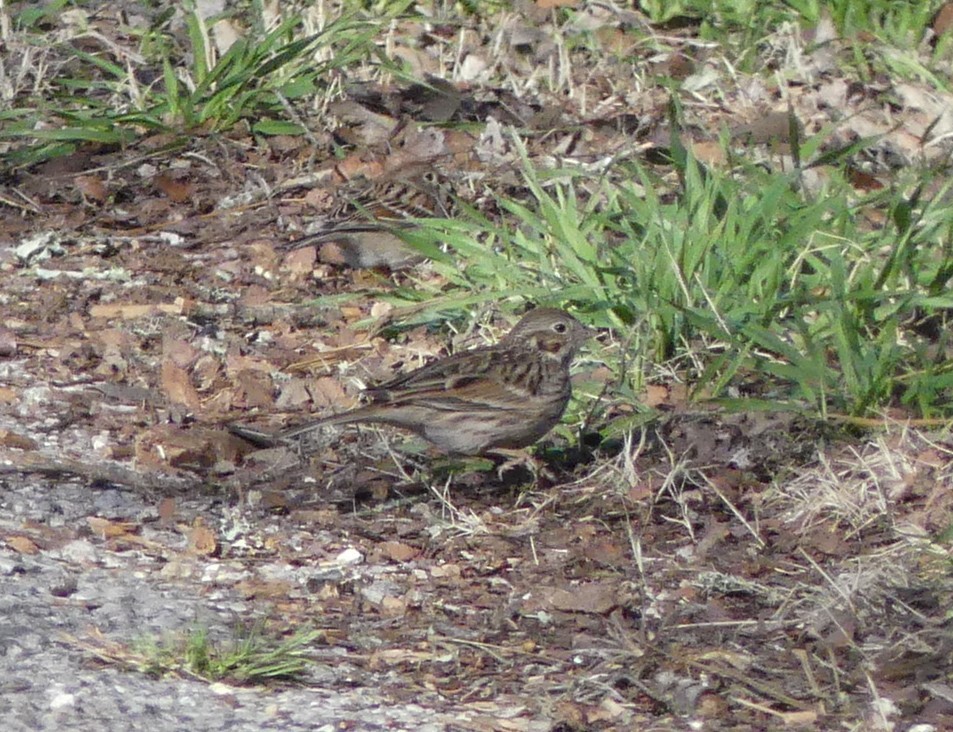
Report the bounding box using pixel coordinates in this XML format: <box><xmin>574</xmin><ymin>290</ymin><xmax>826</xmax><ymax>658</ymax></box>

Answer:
<box><xmin>536</xmin><ymin>583</ymin><xmax>619</xmax><ymax>614</ymax></box>
<box><xmin>777</xmin><ymin>710</ymin><xmax>819</xmax><ymax>726</ymax></box>
<box><xmin>307</xmin><ymin>376</ymin><xmax>351</xmax><ymax>410</ymax></box>
<box><xmin>75</xmin><ymin>175</ymin><xmax>109</xmax><ymax>202</ymax></box>
<box><xmin>328</xmin><ymin>100</ymin><xmax>399</xmax><ymax>147</ymax></box>
<box><xmin>302</xmin><ymin>187</ymin><xmax>334</xmax><ymax>209</ymax></box>
<box><xmin>235</xmin><ymin>370</ymin><xmax>275</xmax><ymax>409</ymax></box>
<box><xmin>731</xmin><ymin>110</ymin><xmax>802</xmax><ymax>147</ymax></box>
<box><xmin>587</xmin><ymin>697</ymin><xmax>628</xmax><ymax>723</ymax></box>
<box><xmin>690</xmin><ymin>140</ymin><xmax>726</xmax><ymax>166</ymax></box>
<box><xmin>377</xmin><ymin>541</ymin><xmax>420</xmax><ymax>563</ymax></box>
<box><xmin>847</xmin><ymin>167</ymin><xmax>884</xmax><ymax>191</ymax></box>
<box><xmin>626</xmin><ymin>481</ymin><xmax>655</xmax><ymax>502</ymax></box>
<box><xmin>191</xmin><ymin>354</ymin><xmax>222</xmax><ymax>392</ymax></box>
<box><xmin>643</xmin><ymin>383</ymin><xmax>672</xmax><ymax>408</ymax></box>
<box><xmin>257</xmin><ymin>490</ymin><xmax>289</xmax><ymax>512</ymax></box>
<box><xmin>135</xmin><ymin>425</ymin><xmax>224</xmax><ymax>469</ymax></box>
<box><xmin>161</xmin><ymin>360</ymin><xmax>201</xmax><ymax>411</ymax></box>
<box><xmin>186</xmin><ymin>517</ymin><xmax>217</xmax><ymax>556</ymax></box>
<box><xmin>88</xmin><ymin>302</ymin><xmax>185</xmax><ymax>320</ymax></box>
<box><xmin>0</xmin><ymin>327</ymin><xmax>17</xmax><ymax>357</ymax></box>
<box><xmin>266</xmin><ymin>379</ymin><xmax>311</xmax><ymax>410</ymax></box>
<box><xmin>154</xmin><ymin>173</ymin><xmax>194</xmax><ymax>203</ymax></box>
<box><xmin>234</xmin><ymin>579</ymin><xmax>294</xmax><ymax>599</ymax></box>
<box><xmin>536</xmin><ymin>0</ymin><xmax>579</xmax><ymax>10</ymax></box>
<box><xmin>935</xmin><ymin>3</ymin><xmax>953</xmax><ymax>36</ymax></box>
<box><xmin>162</xmin><ymin>336</ymin><xmax>199</xmax><ymax>369</ymax></box>
<box><xmin>380</xmin><ymin>595</ymin><xmax>407</xmax><ymax>616</ymax></box>
<box><xmin>581</xmin><ymin>538</ymin><xmax>627</xmax><ymax>566</ymax></box>
<box><xmin>317</xmin><ymin>230</ymin><xmax>421</xmax><ymax>269</ymax></box>
<box><xmin>7</xmin><ymin>535</ymin><xmax>39</xmax><ymax>554</ymax></box>
<box><xmin>594</xmin><ymin>27</ymin><xmax>641</xmax><ymax>56</ymax></box>
<box><xmin>0</xmin><ymin>429</ymin><xmax>38</xmax><ymax>450</ymax></box>
<box><xmin>695</xmin><ymin>693</ymin><xmax>730</xmax><ymax>719</ymax></box>
<box><xmin>694</xmin><ymin>519</ymin><xmax>731</xmax><ymax>560</ymax></box>
<box><xmin>158</xmin><ymin>497</ymin><xmax>177</xmax><ymax>523</ymax></box>
<box><xmin>429</xmin><ymin>564</ymin><xmax>461</xmax><ymax>579</ymax></box>
<box><xmin>282</xmin><ymin>245</ymin><xmax>317</xmax><ymax>276</ymax></box>
<box><xmin>87</xmin><ymin>517</ymin><xmax>137</xmax><ymax>539</ymax></box>
<box><xmin>332</xmin><ymin>151</ymin><xmax>388</xmax><ymax>182</ymax></box>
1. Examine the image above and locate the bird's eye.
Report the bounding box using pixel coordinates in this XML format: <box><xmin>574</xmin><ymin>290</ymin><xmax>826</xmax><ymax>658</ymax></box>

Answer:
<box><xmin>553</xmin><ymin>322</ymin><xmax>568</xmax><ymax>333</ymax></box>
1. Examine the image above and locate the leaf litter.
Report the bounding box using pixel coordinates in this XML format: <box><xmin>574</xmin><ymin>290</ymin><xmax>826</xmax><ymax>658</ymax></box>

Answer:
<box><xmin>2</xmin><ymin>1</ymin><xmax>953</xmax><ymax>729</ymax></box>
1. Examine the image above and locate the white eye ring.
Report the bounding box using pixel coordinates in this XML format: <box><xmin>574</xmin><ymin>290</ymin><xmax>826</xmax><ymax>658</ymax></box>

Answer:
<box><xmin>553</xmin><ymin>322</ymin><xmax>568</xmax><ymax>333</ymax></box>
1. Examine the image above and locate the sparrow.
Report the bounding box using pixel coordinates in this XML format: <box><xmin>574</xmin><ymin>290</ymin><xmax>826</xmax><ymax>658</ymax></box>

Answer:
<box><xmin>229</xmin><ymin>308</ymin><xmax>593</xmax><ymax>455</ymax></box>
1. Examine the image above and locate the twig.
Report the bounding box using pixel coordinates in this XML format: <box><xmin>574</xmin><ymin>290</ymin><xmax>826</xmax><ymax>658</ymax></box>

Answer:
<box><xmin>0</xmin><ymin>450</ymin><xmax>197</xmax><ymax>493</ymax></box>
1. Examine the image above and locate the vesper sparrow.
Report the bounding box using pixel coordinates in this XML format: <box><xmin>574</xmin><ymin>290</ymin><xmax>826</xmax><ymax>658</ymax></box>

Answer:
<box><xmin>280</xmin><ymin>174</ymin><xmax>453</xmax><ymax>269</ymax></box>
<box><xmin>230</xmin><ymin>308</ymin><xmax>593</xmax><ymax>455</ymax></box>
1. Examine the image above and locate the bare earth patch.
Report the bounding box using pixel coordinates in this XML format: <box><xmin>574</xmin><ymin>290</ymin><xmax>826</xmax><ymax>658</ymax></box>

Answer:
<box><xmin>3</xmin><ymin>2</ymin><xmax>953</xmax><ymax>730</ymax></box>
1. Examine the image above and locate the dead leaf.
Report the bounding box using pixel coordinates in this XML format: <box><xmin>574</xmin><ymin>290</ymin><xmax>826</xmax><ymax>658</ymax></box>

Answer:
<box><xmin>210</xmin><ymin>16</ymin><xmax>242</xmax><ymax>54</ymax></box>
<box><xmin>186</xmin><ymin>517</ymin><xmax>217</xmax><ymax>556</ymax></box>
<box><xmin>0</xmin><ymin>429</ymin><xmax>38</xmax><ymax>450</ymax></box>
<box><xmin>934</xmin><ymin>3</ymin><xmax>953</xmax><ymax>36</ymax></box>
<box><xmin>328</xmin><ymin>100</ymin><xmax>399</xmax><ymax>147</ymax></box>
<box><xmin>582</xmin><ymin>539</ymin><xmax>627</xmax><ymax>566</ymax></box>
<box><xmin>75</xmin><ymin>174</ymin><xmax>108</xmax><ymax>202</ymax></box>
<box><xmin>0</xmin><ymin>327</ymin><xmax>17</xmax><ymax>357</ymax></box>
<box><xmin>158</xmin><ymin>497</ymin><xmax>177</xmax><ymax>523</ymax></box>
<box><xmin>731</xmin><ymin>110</ymin><xmax>803</xmax><ymax>147</ymax></box>
<box><xmin>163</xmin><ymin>336</ymin><xmax>199</xmax><ymax>369</ymax></box>
<box><xmin>134</xmin><ymin>425</ymin><xmax>226</xmax><ymax>469</ymax></box>
<box><xmin>588</xmin><ymin>697</ymin><xmax>627</xmax><ymax>723</ymax></box>
<box><xmin>430</xmin><ymin>564</ymin><xmax>461</xmax><ymax>579</ymax></box>
<box><xmin>191</xmin><ymin>354</ymin><xmax>222</xmax><ymax>392</ymax></box>
<box><xmin>691</xmin><ymin>140</ymin><xmax>726</xmax><ymax>166</ymax></box>
<box><xmin>626</xmin><ymin>481</ymin><xmax>655</xmax><ymax>502</ymax></box>
<box><xmin>282</xmin><ymin>245</ymin><xmax>317</xmax><ymax>276</ymax></box>
<box><xmin>6</xmin><ymin>535</ymin><xmax>39</xmax><ymax>554</ymax></box>
<box><xmin>236</xmin><ymin>369</ymin><xmax>276</xmax><ymax>409</ymax></box>
<box><xmin>778</xmin><ymin>710</ymin><xmax>819</xmax><ymax>726</ymax></box>
<box><xmin>234</xmin><ymin>579</ymin><xmax>294</xmax><ymax>599</ymax></box>
<box><xmin>644</xmin><ymin>383</ymin><xmax>672</xmax><ymax>408</ymax></box>
<box><xmin>695</xmin><ymin>693</ymin><xmax>730</xmax><ymax>718</ymax></box>
<box><xmin>302</xmin><ymin>187</ymin><xmax>334</xmax><ymax>209</ymax></box>
<box><xmin>154</xmin><ymin>173</ymin><xmax>194</xmax><ymax>203</ymax></box>
<box><xmin>376</xmin><ymin>541</ymin><xmax>420</xmax><ymax>563</ymax></box>
<box><xmin>534</xmin><ymin>583</ymin><xmax>619</xmax><ymax>614</ymax></box>
<box><xmin>88</xmin><ymin>302</ymin><xmax>185</xmax><ymax>319</ymax></box>
<box><xmin>847</xmin><ymin>167</ymin><xmax>884</xmax><ymax>191</ymax></box>
<box><xmin>87</xmin><ymin>517</ymin><xmax>137</xmax><ymax>539</ymax></box>
<box><xmin>307</xmin><ymin>376</ymin><xmax>351</xmax><ymax>410</ymax></box>
<box><xmin>161</xmin><ymin>360</ymin><xmax>201</xmax><ymax>411</ymax></box>
<box><xmin>381</xmin><ymin>595</ymin><xmax>407</xmax><ymax>615</ymax></box>
<box><xmin>694</xmin><ymin>519</ymin><xmax>731</xmax><ymax>560</ymax></box>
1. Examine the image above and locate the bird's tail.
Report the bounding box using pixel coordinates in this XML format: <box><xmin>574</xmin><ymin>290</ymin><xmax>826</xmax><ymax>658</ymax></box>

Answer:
<box><xmin>228</xmin><ymin>410</ymin><xmax>363</xmax><ymax>447</ymax></box>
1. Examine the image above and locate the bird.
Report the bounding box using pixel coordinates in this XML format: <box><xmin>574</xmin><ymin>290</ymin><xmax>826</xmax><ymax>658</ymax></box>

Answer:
<box><xmin>229</xmin><ymin>308</ymin><xmax>594</xmax><ymax>456</ymax></box>
<box><xmin>279</xmin><ymin>174</ymin><xmax>454</xmax><ymax>269</ymax></box>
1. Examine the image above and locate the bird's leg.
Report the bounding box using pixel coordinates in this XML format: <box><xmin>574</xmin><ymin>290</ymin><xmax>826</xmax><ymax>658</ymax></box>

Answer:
<box><xmin>488</xmin><ymin>448</ymin><xmax>542</xmax><ymax>483</ymax></box>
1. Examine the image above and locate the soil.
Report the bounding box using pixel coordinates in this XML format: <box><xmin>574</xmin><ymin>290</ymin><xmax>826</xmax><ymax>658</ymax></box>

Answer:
<box><xmin>4</xmin><ymin>3</ymin><xmax>953</xmax><ymax>730</ymax></box>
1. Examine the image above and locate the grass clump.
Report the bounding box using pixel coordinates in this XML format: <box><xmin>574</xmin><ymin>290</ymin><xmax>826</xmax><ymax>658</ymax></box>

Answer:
<box><xmin>0</xmin><ymin>2</ymin><xmax>405</xmax><ymax>166</ymax></box>
<box><xmin>385</xmin><ymin>121</ymin><xmax>953</xmax><ymax>423</ymax></box>
<box><xmin>133</xmin><ymin>624</ymin><xmax>321</xmax><ymax>684</ymax></box>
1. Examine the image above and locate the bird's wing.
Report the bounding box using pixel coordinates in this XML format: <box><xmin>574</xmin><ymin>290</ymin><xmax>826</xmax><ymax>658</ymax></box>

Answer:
<box><xmin>366</xmin><ymin>347</ymin><xmax>531</xmax><ymax>410</ymax></box>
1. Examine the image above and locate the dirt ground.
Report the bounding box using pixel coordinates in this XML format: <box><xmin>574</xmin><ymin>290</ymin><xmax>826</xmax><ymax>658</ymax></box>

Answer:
<box><xmin>4</xmin><ymin>2</ymin><xmax>953</xmax><ymax>731</ymax></box>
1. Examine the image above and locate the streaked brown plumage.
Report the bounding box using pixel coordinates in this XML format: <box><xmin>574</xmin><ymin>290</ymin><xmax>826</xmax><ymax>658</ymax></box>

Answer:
<box><xmin>279</xmin><ymin>175</ymin><xmax>453</xmax><ymax>269</ymax></box>
<box><xmin>229</xmin><ymin>308</ymin><xmax>593</xmax><ymax>455</ymax></box>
